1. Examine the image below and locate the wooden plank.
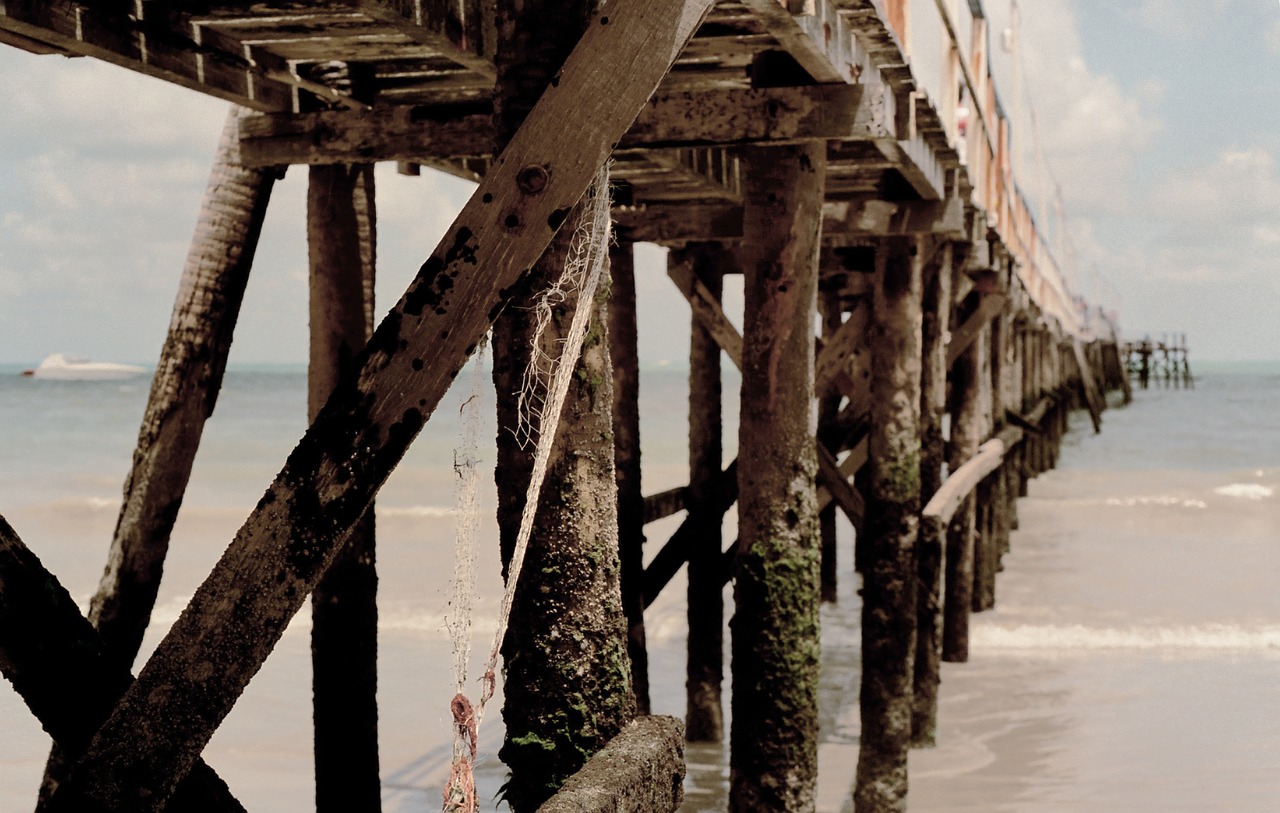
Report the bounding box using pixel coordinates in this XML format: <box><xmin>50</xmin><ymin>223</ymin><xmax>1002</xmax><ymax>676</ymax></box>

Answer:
<box><xmin>922</xmin><ymin>425</ymin><xmax>1022</xmax><ymax>525</ymax></box>
<box><xmin>343</xmin><ymin>0</ymin><xmax>497</xmax><ymax>78</ymax></box>
<box><xmin>822</xmin><ymin>196</ymin><xmax>964</xmax><ymax>237</ymax></box>
<box><xmin>947</xmin><ymin>292</ymin><xmax>1007</xmax><ymax>368</ymax></box>
<box><xmin>667</xmin><ymin>257</ymin><xmax>743</xmax><ymax>368</ymax></box>
<box><xmin>238</xmin><ymin>83</ymin><xmax>892</xmax><ymax>166</ymax></box>
<box><xmin>43</xmin><ymin>0</ymin><xmax>717</xmax><ymax>806</ymax></box>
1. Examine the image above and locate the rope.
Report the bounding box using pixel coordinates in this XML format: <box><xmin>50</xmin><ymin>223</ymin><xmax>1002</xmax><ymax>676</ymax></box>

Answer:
<box><xmin>443</xmin><ymin>164</ymin><xmax>612</xmax><ymax>812</ymax></box>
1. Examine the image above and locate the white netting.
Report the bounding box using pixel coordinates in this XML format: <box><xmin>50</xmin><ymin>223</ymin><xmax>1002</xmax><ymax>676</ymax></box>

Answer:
<box><xmin>443</xmin><ymin>164</ymin><xmax>612</xmax><ymax>813</ymax></box>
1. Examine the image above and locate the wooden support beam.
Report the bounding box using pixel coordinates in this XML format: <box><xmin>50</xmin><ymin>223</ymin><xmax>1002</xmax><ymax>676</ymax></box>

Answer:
<box><xmin>0</xmin><ymin>515</ymin><xmax>245</xmax><ymax>813</ymax></box>
<box><xmin>43</xmin><ymin>0</ymin><xmax>716</xmax><ymax>807</ymax></box>
<box><xmin>822</xmin><ymin>196</ymin><xmax>964</xmax><ymax>238</ymax></box>
<box><xmin>610</xmin><ymin>240</ymin><xmax>651</xmax><ymax>715</ymax></box>
<box><xmin>642</xmin><ymin>463</ymin><xmax>737</xmax><ymax>609</ymax></box>
<box><xmin>854</xmin><ymin>236</ymin><xmax>923</xmax><ymax>813</ymax></box>
<box><xmin>922</xmin><ymin>426</ymin><xmax>1023</xmax><ymax>526</ymax></box>
<box><xmin>730</xmin><ymin>142</ymin><xmax>824</xmax><ymax>813</ymax></box>
<box><xmin>344</xmin><ymin>0</ymin><xmax>498</xmax><ymax>79</ymax></box>
<box><xmin>667</xmin><ymin>254</ymin><xmax>743</xmax><ymax>368</ymax></box>
<box><xmin>307</xmin><ymin>163</ymin><xmax>380</xmax><ymax>812</ymax></box>
<box><xmin>238</xmin><ymin>84</ymin><xmax>893</xmax><ymax>166</ymax></box>
<box><xmin>679</xmin><ymin>243</ymin><xmax>729</xmax><ymax>743</ymax></box>
<box><xmin>642</xmin><ymin>486</ymin><xmax>689</xmax><ymax>524</ymax></box>
<box><xmin>816</xmin><ymin>445</ymin><xmax>865</xmax><ymax>526</ymax></box>
<box><xmin>911</xmin><ymin>242</ymin><xmax>952</xmax><ymax>748</ymax></box>
<box><xmin>947</xmin><ymin>291</ymin><xmax>1007</xmax><ymax>367</ymax></box>
<box><xmin>1071</xmin><ymin>339</ymin><xmax>1104</xmax><ymax>434</ymax></box>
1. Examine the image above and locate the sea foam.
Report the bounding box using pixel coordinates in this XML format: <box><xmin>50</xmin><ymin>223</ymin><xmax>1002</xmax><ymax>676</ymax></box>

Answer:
<box><xmin>1213</xmin><ymin>483</ymin><xmax>1274</xmax><ymax>500</ymax></box>
<box><xmin>973</xmin><ymin>622</ymin><xmax>1280</xmax><ymax>656</ymax></box>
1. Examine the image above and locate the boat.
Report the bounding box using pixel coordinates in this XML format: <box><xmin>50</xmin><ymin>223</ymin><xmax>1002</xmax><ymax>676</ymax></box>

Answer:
<box><xmin>20</xmin><ymin>353</ymin><xmax>147</xmax><ymax>380</ymax></box>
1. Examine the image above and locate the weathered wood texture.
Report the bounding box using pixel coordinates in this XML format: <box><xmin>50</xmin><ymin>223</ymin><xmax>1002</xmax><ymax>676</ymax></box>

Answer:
<box><xmin>942</xmin><ymin>323</ymin><xmax>986</xmax><ymax>663</ymax></box>
<box><xmin>238</xmin><ymin>84</ymin><xmax>891</xmax><ymax>165</ymax></box>
<box><xmin>1072</xmin><ymin>339</ymin><xmax>1104</xmax><ymax>433</ymax></box>
<box><xmin>43</xmin><ymin>0</ymin><xmax>714</xmax><ymax>807</ymax></box>
<box><xmin>911</xmin><ymin>241</ymin><xmax>951</xmax><ymax>747</ymax></box>
<box><xmin>307</xmin><ymin>162</ymin><xmax>381</xmax><ymax>813</ymax></box>
<box><xmin>0</xmin><ymin>515</ymin><xmax>245</xmax><ymax>813</ymax></box>
<box><xmin>678</xmin><ymin>244</ymin><xmax>728</xmax><ymax>744</ymax></box>
<box><xmin>921</xmin><ymin>426</ymin><xmax>1024</xmax><ymax>525</ymax></box>
<box><xmin>970</xmin><ymin>319</ymin><xmax>996</xmax><ymax>613</ymax></box>
<box><xmin>731</xmin><ymin>142</ymin><xmax>824</xmax><ymax>813</ymax></box>
<box><xmin>609</xmin><ymin>240</ymin><xmax>651</xmax><ymax>715</ymax></box>
<box><xmin>535</xmin><ymin>716</ymin><xmax>685</xmax><ymax>813</ymax></box>
<box><xmin>817</xmin><ymin>289</ymin><xmax>844</xmax><ymax>602</ymax></box>
<box><xmin>854</xmin><ymin>236</ymin><xmax>922</xmax><ymax>813</ymax></box>
<box><xmin>88</xmin><ymin>105</ymin><xmax>274</xmax><ymax>674</ymax></box>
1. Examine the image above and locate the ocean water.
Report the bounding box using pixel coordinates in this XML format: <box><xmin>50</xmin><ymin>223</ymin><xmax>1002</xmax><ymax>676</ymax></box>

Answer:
<box><xmin>1</xmin><ymin>363</ymin><xmax>1277</xmax><ymax>811</ymax></box>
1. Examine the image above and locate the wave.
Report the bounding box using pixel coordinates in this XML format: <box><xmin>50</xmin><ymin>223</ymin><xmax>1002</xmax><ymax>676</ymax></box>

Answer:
<box><xmin>1104</xmin><ymin>495</ymin><xmax>1207</xmax><ymax>509</ymax></box>
<box><xmin>1213</xmin><ymin>483</ymin><xmax>1274</xmax><ymax>500</ymax></box>
<box><xmin>973</xmin><ymin>622</ymin><xmax>1280</xmax><ymax>655</ymax></box>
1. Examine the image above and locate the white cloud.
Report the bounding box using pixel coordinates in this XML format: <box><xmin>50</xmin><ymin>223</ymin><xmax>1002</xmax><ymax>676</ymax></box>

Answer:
<box><xmin>1133</xmin><ymin>0</ymin><xmax>1233</xmax><ymax>40</ymax></box>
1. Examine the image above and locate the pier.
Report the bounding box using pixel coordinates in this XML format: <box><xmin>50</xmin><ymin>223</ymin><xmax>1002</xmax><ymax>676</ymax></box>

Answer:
<box><xmin>1</xmin><ymin>1</ymin><xmax>1134</xmax><ymax>812</ymax></box>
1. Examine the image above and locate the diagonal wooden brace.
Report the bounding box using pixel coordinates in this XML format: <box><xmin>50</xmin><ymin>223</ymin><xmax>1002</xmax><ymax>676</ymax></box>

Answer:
<box><xmin>45</xmin><ymin>0</ymin><xmax>717</xmax><ymax>808</ymax></box>
<box><xmin>0</xmin><ymin>515</ymin><xmax>244</xmax><ymax>813</ymax></box>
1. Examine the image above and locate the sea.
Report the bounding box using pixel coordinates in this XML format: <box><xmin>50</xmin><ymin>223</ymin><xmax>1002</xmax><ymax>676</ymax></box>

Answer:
<box><xmin>0</xmin><ymin>360</ymin><xmax>1277</xmax><ymax>812</ymax></box>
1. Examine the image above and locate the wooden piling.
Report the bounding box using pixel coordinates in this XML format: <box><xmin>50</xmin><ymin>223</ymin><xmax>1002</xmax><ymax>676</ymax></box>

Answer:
<box><xmin>678</xmin><ymin>243</ymin><xmax>728</xmax><ymax>744</ymax></box>
<box><xmin>854</xmin><ymin>235</ymin><xmax>922</xmax><ymax>812</ymax></box>
<box><xmin>818</xmin><ymin>286</ymin><xmax>844</xmax><ymax>603</ymax></box>
<box><xmin>730</xmin><ymin>142</ymin><xmax>824</xmax><ymax>813</ymax></box>
<box><xmin>943</xmin><ymin>316</ymin><xmax>983</xmax><ymax>663</ymax></box>
<box><xmin>610</xmin><ymin>239</ymin><xmax>651</xmax><ymax>715</ymax></box>
<box><xmin>911</xmin><ymin>242</ymin><xmax>951</xmax><ymax>747</ymax></box>
<box><xmin>307</xmin><ymin>161</ymin><xmax>380</xmax><ymax>812</ymax></box>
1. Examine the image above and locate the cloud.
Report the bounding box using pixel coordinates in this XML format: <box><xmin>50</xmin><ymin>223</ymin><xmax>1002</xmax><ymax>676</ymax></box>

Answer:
<box><xmin>1133</xmin><ymin>0</ymin><xmax>1233</xmax><ymax>41</ymax></box>
<box><xmin>1150</xmin><ymin>146</ymin><xmax>1280</xmax><ymax>246</ymax></box>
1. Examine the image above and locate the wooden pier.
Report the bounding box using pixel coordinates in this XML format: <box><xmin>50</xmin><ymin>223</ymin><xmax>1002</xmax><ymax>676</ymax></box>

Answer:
<box><xmin>1124</xmin><ymin>334</ymin><xmax>1194</xmax><ymax>390</ymax></box>
<box><xmin>0</xmin><ymin>1</ymin><xmax>1132</xmax><ymax>811</ymax></box>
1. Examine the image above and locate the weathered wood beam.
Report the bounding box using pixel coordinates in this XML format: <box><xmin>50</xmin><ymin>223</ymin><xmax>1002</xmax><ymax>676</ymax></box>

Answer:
<box><xmin>536</xmin><ymin>716</ymin><xmax>685</xmax><ymax>813</ymax></box>
<box><xmin>816</xmin><ymin>445</ymin><xmax>865</xmax><ymax>526</ymax></box>
<box><xmin>813</xmin><ymin>301</ymin><xmax>869</xmax><ymax>396</ymax></box>
<box><xmin>642</xmin><ymin>463</ymin><xmax>737</xmax><ymax>608</ymax></box>
<box><xmin>730</xmin><ymin>142</ymin><xmax>824</xmax><ymax>813</ymax></box>
<box><xmin>44</xmin><ymin>0</ymin><xmax>716</xmax><ymax>806</ymax></box>
<box><xmin>738</xmin><ymin>0</ymin><xmax>860</xmax><ymax>84</ymax></box>
<box><xmin>922</xmin><ymin>426</ymin><xmax>1023</xmax><ymax>525</ymax></box>
<box><xmin>0</xmin><ymin>0</ymin><xmax>294</xmax><ymax>110</ymax></box>
<box><xmin>238</xmin><ymin>83</ymin><xmax>893</xmax><ymax>166</ymax></box>
<box><xmin>642</xmin><ymin>485</ymin><xmax>689</xmax><ymax>523</ymax></box>
<box><xmin>947</xmin><ymin>291</ymin><xmax>1008</xmax><ymax>367</ymax></box>
<box><xmin>854</xmin><ymin>236</ymin><xmax>923</xmax><ymax>813</ymax></box>
<box><xmin>344</xmin><ymin>0</ymin><xmax>498</xmax><ymax>79</ymax></box>
<box><xmin>667</xmin><ymin>254</ymin><xmax>743</xmax><ymax>368</ymax></box>
<box><xmin>1071</xmin><ymin>339</ymin><xmax>1104</xmax><ymax>434</ymax></box>
<box><xmin>822</xmin><ymin>196</ymin><xmax>964</xmax><ymax>238</ymax></box>
<box><xmin>0</xmin><ymin>515</ymin><xmax>245</xmax><ymax>813</ymax></box>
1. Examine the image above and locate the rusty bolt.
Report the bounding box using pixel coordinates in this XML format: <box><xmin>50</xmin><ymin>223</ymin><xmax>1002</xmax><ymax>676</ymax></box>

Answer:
<box><xmin>516</xmin><ymin>164</ymin><xmax>550</xmax><ymax>195</ymax></box>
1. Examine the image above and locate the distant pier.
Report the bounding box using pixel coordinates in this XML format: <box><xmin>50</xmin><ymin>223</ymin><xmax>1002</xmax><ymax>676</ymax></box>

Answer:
<box><xmin>1124</xmin><ymin>334</ymin><xmax>1194</xmax><ymax>389</ymax></box>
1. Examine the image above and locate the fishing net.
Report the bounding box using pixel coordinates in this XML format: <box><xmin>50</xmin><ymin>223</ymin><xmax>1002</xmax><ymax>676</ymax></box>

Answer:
<box><xmin>443</xmin><ymin>164</ymin><xmax>612</xmax><ymax>813</ymax></box>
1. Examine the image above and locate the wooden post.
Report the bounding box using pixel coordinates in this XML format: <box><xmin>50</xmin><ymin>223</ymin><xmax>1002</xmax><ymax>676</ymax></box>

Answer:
<box><xmin>942</xmin><ymin>318</ymin><xmax>984</xmax><ymax>663</ymax></box>
<box><xmin>87</xmin><ymin>106</ymin><xmax>275</xmax><ymax>671</ymax></box>
<box><xmin>489</xmin><ymin>0</ymin><xmax>637</xmax><ymax>805</ymax></box>
<box><xmin>0</xmin><ymin>515</ymin><xmax>245</xmax><ymax>813</ymax></box>
<box><xmin>818</xmin><ymin>285</ymin><xmax>844</xmax><ymax>603</ymax></box>
<box><xmin>42</xmin><ymin>0</ymin><xmax>716</xmax><ymax>806</ymax></box>
<box><xmin>854</xmin><ymin>236</ymin><xmax>923</xmax><ymax>812</ymax></box>
<box><xmin>731</xmin><ymin>142</ymin><xmax>824</xmax><ymax>813</ymax></box>
<box><xmin>911</xmin><ymin>242</ymin><xmax>951</xmax><ymax>747</ymax></box>
<box><xmin>972</xmin><ymin>309</ymin><xmax>997</xmax><ymax>612</ymax></box>
<box><xmin>307</xmin><ymin>162</ymin><xmax>380</xmax><ymax>812</ymax></box>
<box><xmin>610</xmin><ymin>239</ymin><xmax>651</xmax><ymax>715</ymax></box>
<box><xmin>678</xmin><ymin>243</ymin><xmax>728</xmax><ymax>744</ymax></box>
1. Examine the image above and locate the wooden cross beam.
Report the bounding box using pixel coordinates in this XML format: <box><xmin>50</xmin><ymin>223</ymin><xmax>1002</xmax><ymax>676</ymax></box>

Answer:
<box><xmin>43</xmin><ymin>0</ymin><xmax>718</xmax><ymax>806</ymax></box>
<box><xmin>0</xmin><ymin>515</ymin><xmax>245</xmax><ymax>813</ymax></box>
<box><xmin>947</xmin><ymin>291</ymin><xmax>1008</xmax><ymax>368</ymax></box>
<box><xmin>738</xmin><ymin>0</ymin><xmax>862</xmax><ymax>84</ymax></box>
<box><xmin>237</xmin><ymin>83</ymin><xmax>893</xmax><ymax>166</ymax></box>
<box><xmin>613</xmin><ymin>196</ymin><xmax>965</xmax><ymax>244</ymax></box>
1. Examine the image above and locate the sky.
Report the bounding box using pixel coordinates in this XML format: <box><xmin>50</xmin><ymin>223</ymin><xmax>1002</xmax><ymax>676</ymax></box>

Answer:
<box><xmin>0</xmin><ymin>0</ymin><xmax>1278</xmax><ymax>364</ymax></box>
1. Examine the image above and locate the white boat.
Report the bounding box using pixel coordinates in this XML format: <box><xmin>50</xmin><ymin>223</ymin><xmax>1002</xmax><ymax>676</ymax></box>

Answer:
<box><xmin>20</xmin><ymin>353</ymin><xmax>146</xmax><ymax>381</ymax></box>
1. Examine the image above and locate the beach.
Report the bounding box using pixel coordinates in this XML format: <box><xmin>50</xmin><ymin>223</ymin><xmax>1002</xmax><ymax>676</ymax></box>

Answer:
<box><xmin>1</xmin><ymin>364</ymin><xmax>1278</xmax><ymax>811</ymax></box>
